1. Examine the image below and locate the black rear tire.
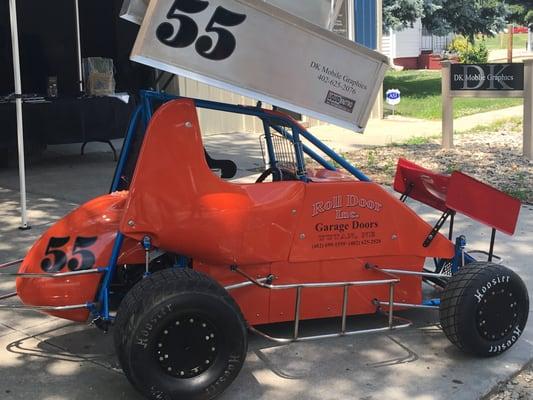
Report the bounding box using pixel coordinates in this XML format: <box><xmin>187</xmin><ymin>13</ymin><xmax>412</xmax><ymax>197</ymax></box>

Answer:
<box><xmin>113</xmin><ymin>268</ymin><xmax>247</xmax><ymax>400</ymax></box>
<box><xmin>440</xmin><ymin>262</ymin><xmax>529</xmax><ymax>357</ymax></box>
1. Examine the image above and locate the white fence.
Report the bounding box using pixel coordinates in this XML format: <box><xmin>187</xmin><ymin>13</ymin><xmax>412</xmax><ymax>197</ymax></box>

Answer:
<box><xmin>421</xmin><ymin>31</ymin><xmax>453</xmax><ymax>53</ymax></box>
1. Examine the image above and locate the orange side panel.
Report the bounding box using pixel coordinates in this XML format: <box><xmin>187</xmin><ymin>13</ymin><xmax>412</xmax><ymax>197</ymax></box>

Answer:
<box><xmin>290</xmin><ymin>182</ymin><xmax>454</xmax><ymax>262</ymax></box>
<box><xmin>194</xmin><ymin>262</ymin><xmax>271</xmax><ymax>326</ymax></box>
<box><xmin>17</xmin><ymin>192</ymin><xmax>143</xmax><ymax>322</ymax></box>
<box><xmin>120</xmin><ymin>99</ymin><xmax>453</xmax><ymax>268</ymax></box>
<box><xmin>112</xmin><ymin>99</ymin><xmax>453</xmax><ymax>326</ymax></box>
<box><xmin>196</xmin><ymin>257</ymin><xmax>422</xmax><ymax>325</ymax></box>
<box><xmin>120</xmin><ymin>99</ymin><xmax>305</xmax><ymax>265</ymax></box>
<box><xmin>268</xmin><ymin>257</ymin><xmax>423</xmax><ymax>324</ymax></box>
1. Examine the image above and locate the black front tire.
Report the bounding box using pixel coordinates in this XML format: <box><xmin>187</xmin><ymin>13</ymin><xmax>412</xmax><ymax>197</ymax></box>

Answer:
<box><xmin>113</xmin><ymin>268</ymin><xmax>247</xmax><ymax>400</ymax></box>
<box><xmin>440</xmin><ymin>262</ymin><xmax>529</xmax><ymax>357</ymax></box>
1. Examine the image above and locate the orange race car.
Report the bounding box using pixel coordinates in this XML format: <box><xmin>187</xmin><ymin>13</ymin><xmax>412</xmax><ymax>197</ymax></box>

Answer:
<box><xmin>1</xmin><ymin>91</ymin><xmax>529</xmax><ymax>400</ymax></box>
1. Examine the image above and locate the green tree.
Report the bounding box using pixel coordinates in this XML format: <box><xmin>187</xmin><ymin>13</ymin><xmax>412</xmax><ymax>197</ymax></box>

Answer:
<box><xmin>383</xmin><ymin>0</ymin><xmax>424</xmax><ymax>31</ymax></box>
<box><xmin>422</xmin><ymin>0</ymin><xmax>509</xmax><ymax>42</ymax></box>
<box><xmin>383</xmin><ymin>0</ymin><xmax>511</xmax><ymax>39</ymax></box>
<box><xmin>506</xmin><ymin>0</ymin><xmax>533</xmax><ymax>25</ymax></box>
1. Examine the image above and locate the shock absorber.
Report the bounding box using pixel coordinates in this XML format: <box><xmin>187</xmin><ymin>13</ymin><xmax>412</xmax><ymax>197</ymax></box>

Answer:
<box><xmin>142</xmin><ymin>235</ymin><xmax>152</xmax><ymax>277</ymax></box>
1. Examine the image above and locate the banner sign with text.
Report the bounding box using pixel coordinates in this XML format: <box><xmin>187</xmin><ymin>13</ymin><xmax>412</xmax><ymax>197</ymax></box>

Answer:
<box><xmin>121</xmin><ymin>0</ymin><xmax>344</xmax><ymax>29</ymax></box>
<box><xmin>120</xmin><ymin>0</ymin><xmax>149</xmax><ymax>24</ymax></box>
<box><xmin>451</xmin><ymin>64</ymin><xmax>524</xmax><ymax>91</ymax></box>
<box><xmin>131</xmin><ymin>0</ymin><xmax>389</xmax><ymax>131</ymax></box>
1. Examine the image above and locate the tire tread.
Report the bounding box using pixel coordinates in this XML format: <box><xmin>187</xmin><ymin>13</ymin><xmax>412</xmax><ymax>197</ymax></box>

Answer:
<box><xmin>113</xmin><ymin>268</ymin><xmax>246</xmax><ymax>400</ymax></box>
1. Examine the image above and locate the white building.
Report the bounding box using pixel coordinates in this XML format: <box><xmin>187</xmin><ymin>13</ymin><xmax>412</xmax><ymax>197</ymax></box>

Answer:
<box><xmin>382</xmin><ymin>19</ymin><xmax>453</xmax><ymax>69</ymax></box>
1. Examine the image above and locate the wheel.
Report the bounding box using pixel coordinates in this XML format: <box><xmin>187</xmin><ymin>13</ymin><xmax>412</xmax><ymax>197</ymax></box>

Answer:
<box><xmin>113</xmin><ymin>268</ymin><xmax>248</xmax><ymax>400</ymax></box>
<box><xmin>440</xmin><ymin>262</ymin><xmax>529</xmax><ymax>357</ymax></box>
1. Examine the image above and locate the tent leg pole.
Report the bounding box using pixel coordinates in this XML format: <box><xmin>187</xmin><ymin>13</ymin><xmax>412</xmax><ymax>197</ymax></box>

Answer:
<box><xmin>74</xmin><ymin>0</ymin><xmax>84</xmax><ymax>95</ymax></box>
<box><xmin>9</xmin><ymin>0</ymin><xmax>30</xmax><ymax>230</ymax></box>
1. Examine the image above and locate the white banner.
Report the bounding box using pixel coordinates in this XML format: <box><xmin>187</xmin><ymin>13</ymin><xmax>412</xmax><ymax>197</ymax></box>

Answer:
<box><xmin>131</xmin><ymin>0</ymin><xmax>389</xmax><ymax>131</ymax></box>
<box><xmin>121</xmin><ymin>0</ymin><xmax>344</xmax><ymax>29</ymax></box>
<box><xmin>120</xmin><ymin>0</ymin><xmax>149</xmax><ymax>24</ymax></box>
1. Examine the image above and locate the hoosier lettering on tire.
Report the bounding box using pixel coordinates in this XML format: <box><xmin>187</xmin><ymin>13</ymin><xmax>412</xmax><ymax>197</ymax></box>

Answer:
<box><xmin>440</xmin><ymin>262</ymin><xmax>529</xmax><ymax>357</ymax></box>
<box><xmin>113</xmin><ymin>268</ymin><xmax>248</xmax><ymax>400</ymax></box>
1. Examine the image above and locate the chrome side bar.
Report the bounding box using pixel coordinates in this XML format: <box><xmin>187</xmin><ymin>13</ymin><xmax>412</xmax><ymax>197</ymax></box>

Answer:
<box><xmin>0</xmin><ymin>292</ymin><xmax>17</xmax><ymax>300</ymax></box>
<box><xmin>293</xmin><ymin>286</ymin><xmax>302</xmax><ymax>339</ymax></box>
<box><xmin>0</xmin><ymin>268</ymin><xmax>106</xmax><ymax>279</ymax></box>
<box><xmin>231</xmin><ymin>265</ymin><xmax>410</xmax><ymax>343</ymax></box>
<box><xmin>341</xmin><ymin>285</ymin><xmax>349</xmax><ymax>334</ymax></box>
<box><xmin>0</xmin><ymin>259</ymin><xmax>23</xmax><ymax>269</ymax></box>
<box><xmin>377</xmin><ymin>301</ymin><xmax>439</xmax><ymax>310</ymax></box>
<box><xmin>422</xmin><ymin>278</ymin><xmax>444</xmax><ymax>291</ymax></box>
<box><xmin>467</xmin><ymin>250</ymin><xmax>503</xmax><ymax>263</ymax></box>
<box><xmin>249</xmin><ymin>317</ymin><xmax>412</xmax><ymax>343</ymax></box>
<box><xmin>231</xmin><ymin>266</ymin><xmax>400</xmax><ymax>289</ymax></box>
<box><xmin>0</xmin><ymin>262</ymin><xmax>104</xmax><ymax>312</ymax></box>
<box><xmin>225</xmin><ymin>277</ymin><xmax>269</xmax><ymax>291</ymax></box>
<box><xmin>0</xmin><ymin>302</ymin><xmax>91</xmax><ymax>311</ymax></box>
<box><xmin>379</xmin><ymin>268</ymin><xmax>451</xmax><ymax>278</ymax></box>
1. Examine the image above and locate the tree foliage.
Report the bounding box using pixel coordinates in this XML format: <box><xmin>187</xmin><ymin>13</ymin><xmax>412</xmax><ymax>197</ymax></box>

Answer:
<box><xmin>422</xmin><ymin>0</ymin><xmax>508</xmax><ymax>42</ymax></box>
<box><xmin>382</xmin><ymin>0</ymin><xmax>424</xmax><ymax>31</ymax></box>
<box><xmin>383</xmin><ymin>0</ymin><xmax>514</xmax><ymax>42</ymax></box>
<box><xmin>506</xmin><ymin>0</ymin><xmax>533</xmax><ymax>25</ymax></box>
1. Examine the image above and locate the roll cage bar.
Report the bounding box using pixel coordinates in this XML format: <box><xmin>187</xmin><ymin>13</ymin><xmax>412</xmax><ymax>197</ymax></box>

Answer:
<box><xmin>110</xmin><ymin>90</ymin><xmax>370</xmax><ymax>193</ymax></box>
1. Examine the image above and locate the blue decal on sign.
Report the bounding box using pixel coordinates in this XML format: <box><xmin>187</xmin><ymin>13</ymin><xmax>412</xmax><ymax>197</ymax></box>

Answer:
<box><xmin>385</xmin><ymin>89</ymin><xmax>401</xmax><ymax>106</ymax></box>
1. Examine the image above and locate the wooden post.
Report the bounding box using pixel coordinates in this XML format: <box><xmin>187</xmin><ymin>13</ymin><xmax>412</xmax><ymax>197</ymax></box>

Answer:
<box><xmin>529</xmin><ymin>25</ymin><xmax>533</xmax><ymax>52</ymax></box>
<box><xmin>524</xmin><ymin>59</ymin><xmax>533</xmax><ymax>160</ymax></box>
<box><xmin>441</xmin><ymin>61</ymin><xmax>454</xmax><ymax>148</ymax></box>
<box><xmin>371</xmin><ymin>0</ymin><xmax>383</xmax><ymax>119</ymax></box>
<box><xmin>507</xmin><ymin>24</ymin><xmax>513</xmax><ymax>63</ymax></box>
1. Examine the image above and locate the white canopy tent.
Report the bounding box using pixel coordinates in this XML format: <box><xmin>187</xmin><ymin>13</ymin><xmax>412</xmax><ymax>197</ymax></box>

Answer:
<box><xmin>8</xmin><ymin>0</ymin><xmax>84</xmax><ymax>229</ymax></box>
<box><xmin>8</xmin><ymin>0</ymin><xmax>349</xmax><ymax>227</ymax></box>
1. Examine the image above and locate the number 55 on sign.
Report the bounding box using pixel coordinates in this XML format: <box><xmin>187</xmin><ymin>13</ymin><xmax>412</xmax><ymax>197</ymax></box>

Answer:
<box><xmin>132</xmin><ymin>0</ymin><xmax>389</xmax><ymax>131</ymax></box>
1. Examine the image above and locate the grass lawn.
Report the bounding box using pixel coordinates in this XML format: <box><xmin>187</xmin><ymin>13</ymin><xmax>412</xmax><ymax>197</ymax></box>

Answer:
<box><xmin>480</xmin><ymin>33</ymin><xmax>529</xmax><ymax>50</ymax></box>
<box><xmin>383</xmin><ymin>70</ymin><xmax>523</xmax><ymax>120</ymax></box>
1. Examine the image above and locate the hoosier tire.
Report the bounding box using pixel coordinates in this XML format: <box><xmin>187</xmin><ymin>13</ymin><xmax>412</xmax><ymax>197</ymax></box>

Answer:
<box><xmin>113</xmin><ymin>268</ymin><xmax>247</xmax><ymax>400</ymax></box>
<box><xmin>440</xmin><ymin>262</ymin><xmax>529</xmax><ymax>357</ymax></box>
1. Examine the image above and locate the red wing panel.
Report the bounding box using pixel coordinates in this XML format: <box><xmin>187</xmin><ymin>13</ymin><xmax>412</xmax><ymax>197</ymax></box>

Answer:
<box><xmin>446</xmin><ymin>172</ymin><xmax>521</xmax><ymax>235</ymax></box>
<box><xmin>393</xmin><ymin>158</ymin><xmax>450</xmax><ymax>212</ymax></box>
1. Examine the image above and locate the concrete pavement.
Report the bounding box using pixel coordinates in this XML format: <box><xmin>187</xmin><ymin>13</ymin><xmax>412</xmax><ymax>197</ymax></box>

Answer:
<box><xmin>309</xmin><ymin>105</ymin><xmax>524</xmax><ymax>148</ymax></box>
<box><xmin>488</xmin><ymin>49</ymin><xmax>533</xmax><ymax>63</ymax></box>
<box><xmin>0</xmin><ymin>117</ymin><xmax>531</xmax><ymax>400</ymax></box>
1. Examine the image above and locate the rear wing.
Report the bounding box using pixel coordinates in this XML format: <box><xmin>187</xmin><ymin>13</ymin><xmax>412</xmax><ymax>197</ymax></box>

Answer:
<box><xmin>121</xmin><ymin>0</ymin><xmax>346</xmax><ymax>30</ymax></box>
<box><xmin>394</xmin><ymin>158</ymin><xmax>521</xmax><ymax>236</ymax></box>
<box><xmin>127</xmin><ymin>0</ymin><xmax>389</xmax><ymax>132</ymax></box>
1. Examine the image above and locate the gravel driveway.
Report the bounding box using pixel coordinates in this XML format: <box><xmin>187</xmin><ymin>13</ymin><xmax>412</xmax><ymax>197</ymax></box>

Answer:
<box><xmin>343</xmin><ymin>119</ymin><xmax>532</xmax><ymax>204</ymax></box>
